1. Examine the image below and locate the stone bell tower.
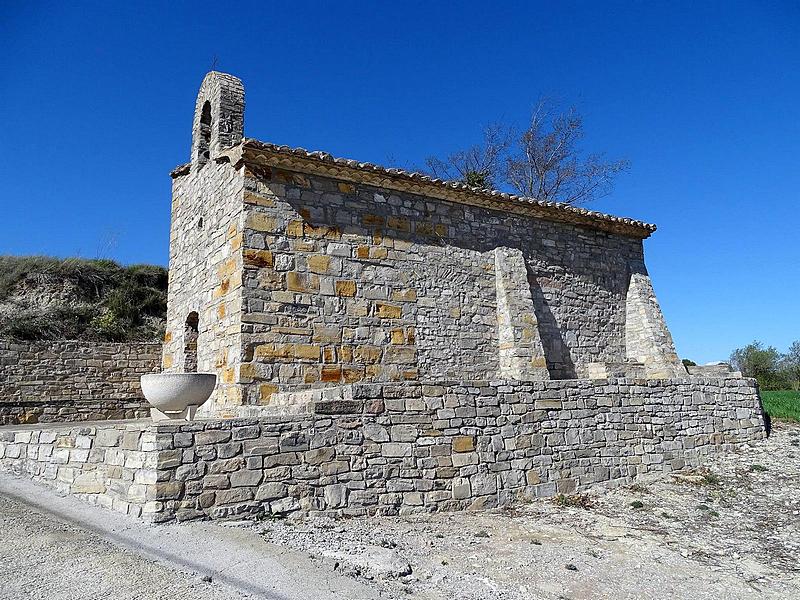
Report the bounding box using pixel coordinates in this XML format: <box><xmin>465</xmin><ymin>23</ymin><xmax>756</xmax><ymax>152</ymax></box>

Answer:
<box><xmin>161</xmin><ymin>72</ymin><xmax>248</xmax><ymax>415</ymax></box>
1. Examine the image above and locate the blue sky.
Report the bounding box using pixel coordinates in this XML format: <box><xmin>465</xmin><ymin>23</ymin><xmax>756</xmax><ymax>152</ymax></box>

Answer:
<box><xmin>1</xmin><ymin>1</ymin><xmax>798</xmax><ymax>363</ymax></box>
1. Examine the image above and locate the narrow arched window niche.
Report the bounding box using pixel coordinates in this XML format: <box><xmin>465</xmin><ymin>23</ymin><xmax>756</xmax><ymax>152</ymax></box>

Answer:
<box><xmin>184</xmin><ymin>311</ymin><xmax>199</xmax><ymax>372</ymax></box>
<box><xmin>197</xmin><ymin>101</ymin><xmax>212</xmax><ymax>166</ymax></box>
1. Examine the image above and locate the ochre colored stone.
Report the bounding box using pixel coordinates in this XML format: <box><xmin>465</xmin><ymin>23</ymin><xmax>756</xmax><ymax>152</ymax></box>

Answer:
<box><xmin>217</xmin><ymin>303</ymin><xmax>226</xmax><ymax>319</ymax></box>
<box><xmin>335</xmin><ymin>280</ymin><xmax>357</xmax><ymax>297</ymax></box>
<box><xmin>221</xmin><ymin>367</ymin><xmax>235</xmax><ymax>383</ymax></box>
<box><xmin>212</xmin><ymin>278</ymin><xmax>231</xmax><ymax>299</ymax></box>
<box><xmin>337</xmin><ymin>182</ymin><xmax>355</xmax><ymax>194</ymax></box>
<box><xmin>453</xmin><ymin>436</ymin><xmax>475</xmax><ymax>453</ymax></box>
<box><xmin>342</xmin><ymin>367</ymin><xmax>365</xmax><ymax>383</ymax></box>
<box><xmin>356</xmin><ymin>246</ymin><xmax>370</xmax><ymax>259</ymax></box>
<box><xmin>259</xmin><ymin>383</ymin><xmax>279</xmax><ymax>404</ymax></box>
<box><xmin>163</xmin><ymin>331</ymin><xmax>172</xmax><ymax>343</ymax></box>
<box><xmin>307</xmin><ymin>254</ymin><xmax>331</xmax><ymax>274</ymax></box>
<box><xmin>416</xmin><ymin>222</ymin><xmax>434</xmax><ymax>235</ymax></box>
<box><xmin>303</xmin><ymin>366</ymin><xmax>320</xmax><ymax>383</ymax></box>
<box><xmin>387</xmin><ymin>216</ymin><xmax>410</xmax><ymax>232</ymax></box>
<box><xmin>286</xmin><ymin>271</ymin><xmax>319</xmax><ymax>292</ymax></box>
<box><xmin>306</xmin><ymin>224</ymin><xmax>340</xmax><ymax>240</ymax></box>
<box><xmin>163</xmin><ymin>354</ymin><xmax>174</xmax><ymax>369</ymax></box>
<box><xmin>217</xmin><ymin>257</ymin><xmax>237</xmax><ymax>278</ymax></box>
<box><xmin>322</xmin><ymin>346</ymin><xmax>336</xmax><ymax>363</ymax></box>
<box><xmin>243</xmin><ymin>249</ymin><xmax>274</xmax><ymax>268</ymax></box>
<box><xmin>286</xmin><ymin>220</ymin><xmax>304</xmax><ymax>237</ymax></box>
<box><xmin>239</xmin><ymin>363</ymin><xmax>257</xmax><ymax>379</ymax></box>
<box><xmin>369</xmin><ymin>246</ymin><xmax>388</xmax><ymax>260</ymax></box>
<box><xmin>247</xmin><ymin>213</ymin><xmax>279</xmax><ymax>233</ymax></box>
<box><xmin>362</xmin><ymin>214</ymin><xmax>385</xmax><ymax>227</ymax></box>
<box><xmin>390</xmin><ymin>329</ymin><xmax>405</xmax><ymax>345</ymax></box>
<box><xmin>375</xmin><ymin>303</ymin><xmax>402</xmax><ymax>319</ymax></box>
<box><xmin>321</xmin><ymin>365</ymin><xmax>342</xmax><ymax>382</ymax></box>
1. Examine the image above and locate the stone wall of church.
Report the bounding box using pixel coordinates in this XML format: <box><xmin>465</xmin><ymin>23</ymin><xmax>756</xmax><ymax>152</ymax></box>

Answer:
<box><xmin>236</xmin><ymin>166</ymin><xmax>666</xmax><ymax>406</ymax></box>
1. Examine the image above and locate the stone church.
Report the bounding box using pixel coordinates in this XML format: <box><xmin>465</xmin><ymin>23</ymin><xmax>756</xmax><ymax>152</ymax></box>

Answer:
<box><xmin>163</xmin><ymin>71</ymin><xmax>687</xmax><ymax>417</ymax></box>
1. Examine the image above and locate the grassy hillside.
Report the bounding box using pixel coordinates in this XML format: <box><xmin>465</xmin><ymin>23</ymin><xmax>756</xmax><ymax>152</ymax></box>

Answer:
<box><xmin>760</xmin><ymin>390</ymin><xmax>800</xmax><ymax>423</ymax></box>
<box><xmin>0</xmin><ymin>255</ymin><xmax>167</xmax><ymax>342</ymax></box>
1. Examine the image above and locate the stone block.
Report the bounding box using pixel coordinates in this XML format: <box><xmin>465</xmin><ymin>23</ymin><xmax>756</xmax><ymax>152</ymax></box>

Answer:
<box><xmin>255</xmin><ymin>483</ymin><xmax>286</xmax><ymax>501</ymax></box>
<box><xmin>305</xmin><ymin>447</ymin><xmax>335</xmax><ymax>465</ymax></box>
<box><xmin>375</xmin><ymin>303</ymin><xmax>402</xmax><ymax>319</ymax></box>
<box><xmin>452</xmin><ymin>436</ymin><xmax>475</xmax><ymax>453</ymax></box>
<box><xmin>452</xmin><ymin>477</ymin><xmax>471</xmax><ymax>500</ymax></box>
<box><xmin>270</xmin><ymin>496</ymin><xmax>300</xmax><ymax>514</ymax></box>
<box><xmin>215</xmin><ymin>487</ymin><xmax>255</xmax><ymax>506</ymax></box>
<box><xmin>157</xmin><ymin>449</ymin><xmax>183</xmax><ymax>469</ymax></box>
<box><xmin>324</xmin><ymin>484</ymin><xmax>349</xmax><ymax>508</ymax></box>
<box><xmin>154</xmin><ymin>481</ymin><xmax>183</xmax><ymax>500</ymax></box>
<box><xmin>96</xmin><ymin>429</ymin><xmax>121</xmax><ymax>448</ymax></box>
<box><xmin>382</xmin><ymin>443</ymin><xmax>412</xmax><ymax>458</ymax></box>
<box><xmin>195</xmin><ymin>430</ymin><xmax>231</xmax><ymax>446</ymax></box>
<box><xmin>71</xmin><ymin>472</ymin><xmax>106</xmax><ymax>494</ymax></box>
<box><xmin>230</xmin><ymin>469</ymin><xmax>263</xmax><ymax>487</ymax></box>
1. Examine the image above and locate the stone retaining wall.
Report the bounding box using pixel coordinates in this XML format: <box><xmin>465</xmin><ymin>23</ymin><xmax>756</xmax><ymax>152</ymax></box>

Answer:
<box><xmin>0</xmin><ymin>377</ymin><xmax>765</xmax><ymax>523</ymax></box>
<box><xmin>0</xmin><ymin>421</ymin><xmax>158</xmax><ymax>517</ymax></box>
<box><xmin>0</xmin><ymin>339</ymin><xmax>160</xmax><ymax>424</ymax></box>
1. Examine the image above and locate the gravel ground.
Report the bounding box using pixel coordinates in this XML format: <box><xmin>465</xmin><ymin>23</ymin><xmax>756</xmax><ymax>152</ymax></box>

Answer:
<box><xmin>0</xmin><ymin>477</ymin><xmax>378</xmax><ymax>600</ymax></box>
<box><xmin>254</xmin><ymin>421</ymin><xmax>800</xmax><ymax>600</ymax></box>
<box><xmin>0</xmin><ymin>494</ymin><xmax>252</xmax><ymax>600</ymax></box>
<box><xmin>1</xmin><ymin>424</ymin><xmax>796</xmax><ymax>599</ymax></box>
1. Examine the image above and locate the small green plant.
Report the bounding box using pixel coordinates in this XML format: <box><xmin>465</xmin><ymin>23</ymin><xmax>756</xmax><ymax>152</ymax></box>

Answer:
<box><xmin>698</xmin><ymin>504</ymin><xmax>719</xmax><ymax>517</ymax></box>
<box><xmin>702</xmin><ymin>472</ymin><xmax>720</xmax><ymax>485</ymax></box>
<box><xmin>628</xmin><ymin>483</ymin><xmax>650</xmax><ymax>494</ymax></box>
<box><xmin>553</xmin><ymin>494</ymin><xmax>594</xmax><ymax>509</ymax></box>
<box><xmin>748</xmin><ymin>464</ymin><xmax>768</xmax><ymax>472</ymax></box>
<box><xmin>629</xmin><ymin>500</ymin><xmax>644</xmax><ymax>509</ymax></box>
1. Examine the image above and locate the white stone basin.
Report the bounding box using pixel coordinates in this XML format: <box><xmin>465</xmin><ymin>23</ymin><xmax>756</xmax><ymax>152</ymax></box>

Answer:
<box><xmin>140</xmin><ymin>373</ymin><xmax>217</xmax><ymax>421</ymax></box>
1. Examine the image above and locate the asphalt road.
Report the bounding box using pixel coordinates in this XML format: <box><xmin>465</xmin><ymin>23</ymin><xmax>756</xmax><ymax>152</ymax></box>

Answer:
<box><xmin>0</xmin><ymin>477</ymin><xmax>379</xmax><ymax>600</ymax></box>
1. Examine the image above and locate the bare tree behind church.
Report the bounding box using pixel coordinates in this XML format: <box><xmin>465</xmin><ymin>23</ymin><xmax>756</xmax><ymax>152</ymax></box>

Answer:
<box><xmin>426</xmin><ymin>98</ymin><xmax>630</xmax><ymax>205</ymax></box>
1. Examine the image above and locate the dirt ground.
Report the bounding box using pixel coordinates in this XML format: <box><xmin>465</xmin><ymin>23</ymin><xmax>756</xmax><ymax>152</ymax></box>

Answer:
<box><xmin>256</xmin><ymin>421</ymin><xmax>800</xmax><ymax>600</ymax></box>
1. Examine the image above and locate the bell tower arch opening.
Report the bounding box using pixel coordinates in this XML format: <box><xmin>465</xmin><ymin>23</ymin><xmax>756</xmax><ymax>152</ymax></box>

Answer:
<box><xmin>189</xmin><ymin>71</ymin><xmax>245</xmax><ymax>171</ymax></box>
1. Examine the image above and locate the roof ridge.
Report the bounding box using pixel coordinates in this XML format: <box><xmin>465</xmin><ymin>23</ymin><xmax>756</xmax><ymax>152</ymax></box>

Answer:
<box><xmin>240</xmin><ymin>139</ymin><xmax>656</xmax><ymax>237</ymax></box>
